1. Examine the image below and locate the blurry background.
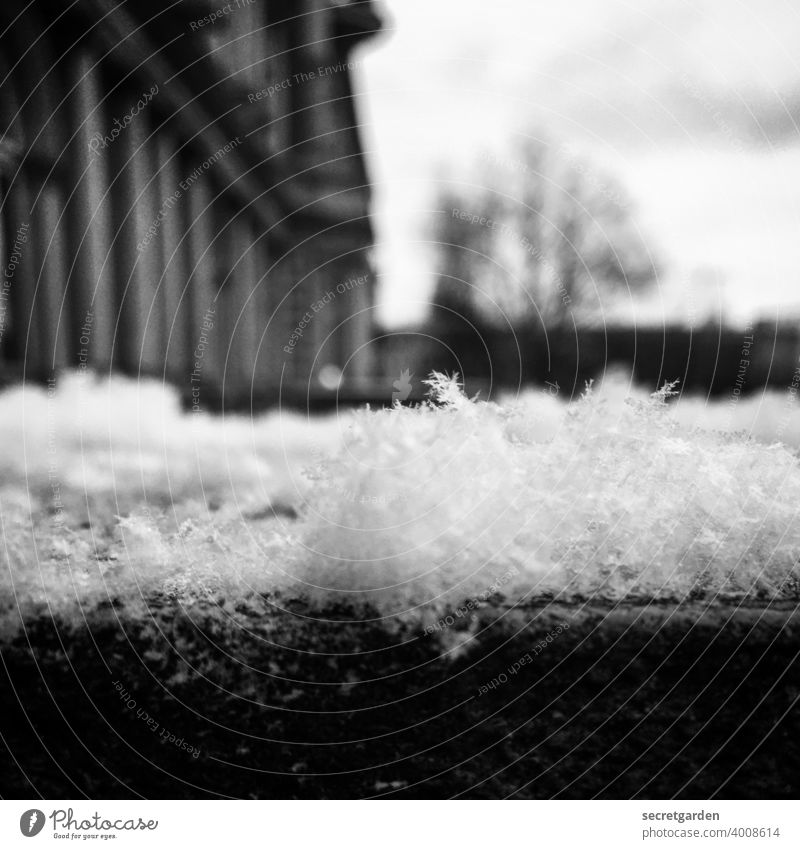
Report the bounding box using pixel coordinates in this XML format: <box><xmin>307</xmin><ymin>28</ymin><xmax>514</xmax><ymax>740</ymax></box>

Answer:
<box><xmin>359</xmin><ymin>0</ymin><xmax>800</xmax><ymax>399</ymax></box>
<box><xmin>2</xmin><ymin>0</ymin><xmax>800</xmax><ymax>406</ymax></box>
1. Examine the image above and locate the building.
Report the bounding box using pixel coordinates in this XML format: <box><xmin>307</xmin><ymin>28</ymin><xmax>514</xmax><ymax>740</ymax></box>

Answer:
<box><xmin>0</xmin><ymin>0</ymin><xmax>381</xmax><ymax>406</ymax></box>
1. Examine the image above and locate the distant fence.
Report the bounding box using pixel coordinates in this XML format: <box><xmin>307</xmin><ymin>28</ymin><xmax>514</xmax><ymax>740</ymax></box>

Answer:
<box><xmin>377</xmin><ymin>319</ymin><xmax>800</xmax><ymax>400</ymax></box>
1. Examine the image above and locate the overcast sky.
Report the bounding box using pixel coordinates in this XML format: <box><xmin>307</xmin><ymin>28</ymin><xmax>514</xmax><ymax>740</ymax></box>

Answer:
<box><xmin>357</xmin><ymin>0</ymin><xmax>800</xmax><ymax>327</ymax></box>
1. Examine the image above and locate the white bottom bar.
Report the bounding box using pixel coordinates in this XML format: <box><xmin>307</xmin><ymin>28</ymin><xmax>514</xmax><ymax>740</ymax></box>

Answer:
<box><xmin>1</xmin><ymin>800</ymin><xmax>796</xmax><ymax>848</ymax></box>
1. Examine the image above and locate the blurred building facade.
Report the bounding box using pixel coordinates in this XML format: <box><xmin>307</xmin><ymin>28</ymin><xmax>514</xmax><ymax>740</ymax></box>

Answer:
<box><xmin>0</xmin><ymin>0</ymin><xmax>380</xmax><ymax>405</ymax></box>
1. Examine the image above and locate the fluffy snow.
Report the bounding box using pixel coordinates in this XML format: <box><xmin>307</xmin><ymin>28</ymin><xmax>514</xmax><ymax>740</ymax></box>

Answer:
<box><xmin>1</xmin><ymin>371</ymin><xmax>799</xmax><ymax>633</ymax></box>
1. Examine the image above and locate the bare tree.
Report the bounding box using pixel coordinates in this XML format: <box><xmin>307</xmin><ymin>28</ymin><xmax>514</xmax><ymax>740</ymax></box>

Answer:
<box><xmin>434</xmin><ymin>135</ymin><xmax>660</xmax><ymax>328</ymax></box>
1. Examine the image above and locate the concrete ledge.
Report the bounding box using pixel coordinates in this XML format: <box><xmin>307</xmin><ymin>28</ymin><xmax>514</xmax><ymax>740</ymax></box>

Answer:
<box><xmin>1</xmin><ymin>597</ymin><xmax>797</xmax><ymax>798</ymax></box>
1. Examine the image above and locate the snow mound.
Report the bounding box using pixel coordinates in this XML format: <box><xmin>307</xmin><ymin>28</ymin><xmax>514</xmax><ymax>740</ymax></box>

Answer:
<box><xmin>288</xmin><ymin>375</ymin><xmax>800</xmax><ymax>615</ymax></box>
<box><xmin>0</xmin><ymin>372</ymin><xmax>334</xmax><ymax>634</ymax></box>
<box><xmin>1</xmin><ymin>371</ymin><xmax>799</xmax><ymax>632</ymax></box>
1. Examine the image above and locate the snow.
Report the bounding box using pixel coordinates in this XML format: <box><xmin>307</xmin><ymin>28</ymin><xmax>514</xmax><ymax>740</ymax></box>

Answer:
<box><xmin>1</xmin><ymin>371</ymin><xmax>799</xmax><ymax>634</ymax></box>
